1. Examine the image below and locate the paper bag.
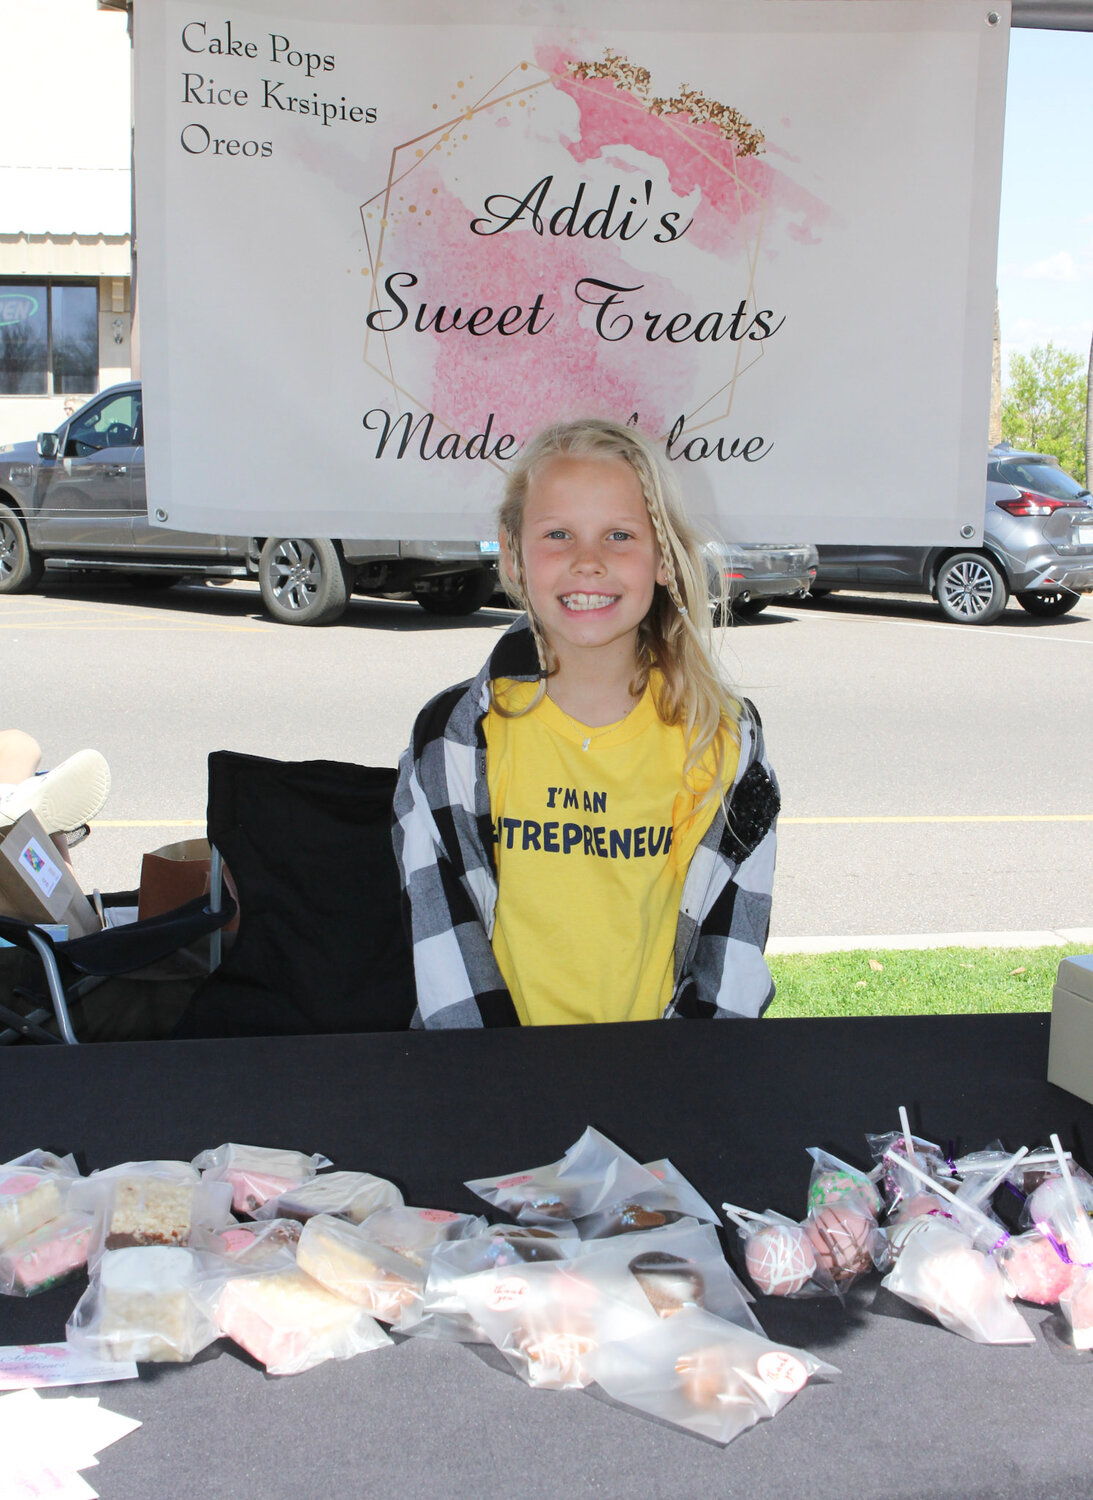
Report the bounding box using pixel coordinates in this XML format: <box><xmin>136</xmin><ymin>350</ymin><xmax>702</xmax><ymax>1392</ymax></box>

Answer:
<box><xmin>138</xmin><ymin>838</ymin><xmax>237</xmax><ymax>928</ymax></box>
<box><xmin>0</xmin><ymin>812</ymin><xmax>100</xmax><ymax>938</ymax></box>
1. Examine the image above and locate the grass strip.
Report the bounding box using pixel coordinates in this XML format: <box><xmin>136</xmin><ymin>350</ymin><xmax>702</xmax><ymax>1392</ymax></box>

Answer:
<box><xmin>766</xmin><ymin>944</ymin><xmax>1089</xmax><ymax>1019</ymax></box>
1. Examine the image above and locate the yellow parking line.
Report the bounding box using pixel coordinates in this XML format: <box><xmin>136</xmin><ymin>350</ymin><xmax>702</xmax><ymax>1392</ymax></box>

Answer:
<box><xmin>782</xmin><ymin>814</ymin><xmax>1093</xmax><ymax>825</ymax></box>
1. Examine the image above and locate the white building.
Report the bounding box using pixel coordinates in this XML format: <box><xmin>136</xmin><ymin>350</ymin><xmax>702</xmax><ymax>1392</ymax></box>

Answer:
<box><xmin>0</xmin><ymin>0</ymin><xmax>132</xmax><ymax>445</ymax></box>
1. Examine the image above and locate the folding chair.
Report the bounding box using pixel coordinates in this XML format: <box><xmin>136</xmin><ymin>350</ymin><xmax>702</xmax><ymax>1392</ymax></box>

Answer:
<box><xmin>172</xmin><ymin>751</ymin><xmax>416</xmax><ymax>1037</ymax></box>
<box><xmin>0</xmin><ymin>892</ymin><xmax>237</xmax><ymax>1045</ymax></box>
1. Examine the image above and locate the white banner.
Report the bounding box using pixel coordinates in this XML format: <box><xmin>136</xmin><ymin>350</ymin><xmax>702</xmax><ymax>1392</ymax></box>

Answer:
<box><xmin>134</xmin><ymin>0</ymin><xmax>1008</xmax><ymax>543</ymax></box>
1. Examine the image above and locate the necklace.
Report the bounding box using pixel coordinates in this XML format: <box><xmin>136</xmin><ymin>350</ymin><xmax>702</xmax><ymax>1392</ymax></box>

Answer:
<box><xmin>549</xmin><ymin>693</ymin><xmax>641</xmax><ymax>751</ymax></box>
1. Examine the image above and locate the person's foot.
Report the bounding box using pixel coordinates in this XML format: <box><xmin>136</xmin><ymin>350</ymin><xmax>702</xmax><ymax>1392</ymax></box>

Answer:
<box><xmin>0</xmin><ymin>749</ymin><xmax>111</xmax><ymax>834</ymax></box>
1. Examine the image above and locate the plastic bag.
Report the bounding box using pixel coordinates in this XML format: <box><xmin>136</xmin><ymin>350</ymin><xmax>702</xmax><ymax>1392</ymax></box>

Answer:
<box><xmin>0</xmin><ymin>1212</ymin><xmax>93</xmax><ymax>1297</ymax></box>
<box><xmin>1022</xmin><ymin>1173</ymin><xmax>1093</xmax><ymax>1261</ymax></box>
<box><xmin>577</xmin><ymin>1158</ymin><xmax>719</xmax><ymax>1239</ymax></box>
<box><xmin>866</xmin><ymin>1130</ymin><xmax>948</xmax><ymax>1215</ymax></box>
<box><xmin>67</xmin><ymin>1246</ymin><xmax>220</xmax><ymax>1363</ymax></box>
<box><xmin>996</xmin><ymin>1231</ymin><xmax>1076</xmax><ymax>1307</ymax></box>
<box><xmin>0</xmin><ymin>1166</ymin><xmax>73</xmax><ymax>1251</ymax></box>
<box><xmin>297</xmin><ymin>1214</ymin><xmax>428</xmax><ymax>1323</ymax></box>
<box><xmin>2</xmin><ymin>1149</ymin><xmax>80</xmax><ymax>1178</ymax></box>
<box><xmin>739</xmin><ymin>1212</ymin><xmax>821</xmax><ymax>1297</ymax></box>
<box><xmin>805</xmin><ymin>1148</ymin><xmax>882</xmax><ymax>1218</ymax></box>
<box><xmin>465</xmin><ymin>1126</ymin><xmax>660</xmax><ymax>1227</ymax></box>
<box><xmin>589</xmin><ymin>1305</ymin><xmax>838</xmax><ymax>1446</ymax></box>
<box><xmin>1058</xmin><ymin>1267</ymin><xmax>1093</xmax><ymax>1350</ymax></box>
<box><xmin>459</xmin><ymin>1259</ymin><xmax>656</xmax><ymax>1390</ymax></box>
<box><xmin>397</xmin><ymin>1225</ymin><xmax>581</xmax><ymax>1342</ymax></box>
<box><xmin>353</xmin><ymin>1206</ymin><xmax>487</xmax><ymax>1267</ymax></box>
<box><xmin>197</xmin><ymin>1217</ymin><xmax>303</xmax><ymax>1268</ymax></box>
<box><xmin>881</xmin><ymin>1221</ymin><xmax>1033</xmax><ymax>1345</ymax></box>
<box><xmin>254</xmin><ymin>1169</ymin><xmax>403</xmax><ymax>1225</ymax></box>
<box><xmin>192</xmin><ymin>1142</ymin><xmax>331</xmax><ymax>1215</ymax></box>
<box><xmin>70</xmin><ymin>1162</ymin><xmax>233</xmax><ymax>1263</ymax></box>
<box><xmin>585</xmin><ymin>1220</ymin><xmax>762</xmax><ymax>1331</ymax></box>
<box><xmin>803</xmin><ymin>1201</ymin><xmax>882</xmax><ymax>1289</ymax></box>
<box><xmin>213</xmin><ymin>1262</ymin><xmax>392</xmax><ymax>1375</ymax></box>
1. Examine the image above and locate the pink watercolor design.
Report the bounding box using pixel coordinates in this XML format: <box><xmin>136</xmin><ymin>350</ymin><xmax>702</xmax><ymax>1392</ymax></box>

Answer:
<box><xmin>388</xmin><ymin>169</ymin><xmax>696</xmax><ymax>443</ymax></box>
<box><xmin>537</xmin><ymin>42</ymin><xmax>829</xmax><ymax>258</ymax></box>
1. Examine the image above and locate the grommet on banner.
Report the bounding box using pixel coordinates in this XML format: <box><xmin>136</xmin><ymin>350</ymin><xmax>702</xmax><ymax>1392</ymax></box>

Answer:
<box><xmin>986</xmin><ymin>10</ymin><xmax>1000</xmax><ymax>23</ymax></box>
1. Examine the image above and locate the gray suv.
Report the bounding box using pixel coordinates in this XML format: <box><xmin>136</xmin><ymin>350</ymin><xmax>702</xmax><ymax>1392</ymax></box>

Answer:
<box><xmin>0</xmin><ymin>382</ymin><xmax>498</xmax><ymax>625</ymax></box>
<box><xmin>813</xmin><ymin>447</ymin><xmax>1093</xmax><ymax>624</ymax></box>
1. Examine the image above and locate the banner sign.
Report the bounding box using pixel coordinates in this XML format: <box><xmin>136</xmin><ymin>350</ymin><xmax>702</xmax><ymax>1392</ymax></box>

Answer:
<box><xmin>134</xmin><ymin>1</ymin><xmax>1008</xmax><ymax>543</ymax></box>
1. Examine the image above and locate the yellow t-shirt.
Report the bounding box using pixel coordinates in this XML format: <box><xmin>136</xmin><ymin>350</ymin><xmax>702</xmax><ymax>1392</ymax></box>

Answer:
<box><xmin>484</xmin><ymin>676</ymin><xmax>739</xmax><ymax>1025</ymax></box>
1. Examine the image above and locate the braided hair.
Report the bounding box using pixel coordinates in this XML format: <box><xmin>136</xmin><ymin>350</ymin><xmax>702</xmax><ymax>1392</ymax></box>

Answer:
<box><xmin>494</xmin><ymin>418</ymin><xmax>740</xmax><ymax>803</ymax></box>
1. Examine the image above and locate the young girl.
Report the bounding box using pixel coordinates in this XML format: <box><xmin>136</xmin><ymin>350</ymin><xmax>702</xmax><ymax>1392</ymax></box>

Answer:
<box><xmin>393</xmin><ymin>418</ymin><xmax>779</xmax><ymax>1028</ymax></box>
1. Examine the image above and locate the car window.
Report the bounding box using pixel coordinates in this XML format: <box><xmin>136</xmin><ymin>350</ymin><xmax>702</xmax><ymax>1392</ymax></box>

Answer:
<box><xmin>995</xmin><ymin>460</ymin><xmax>1085</xmax><ymax>501</ymax></box>
<box><xmin>67</xmin><ymin>391</ymin><xmax>142</xmax><ymax>457</ymax></box>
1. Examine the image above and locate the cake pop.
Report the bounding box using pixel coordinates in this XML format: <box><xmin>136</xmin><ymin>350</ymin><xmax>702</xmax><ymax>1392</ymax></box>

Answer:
<box><xmin>744</xmin><ymin>1222</ymin><xmax>817</xmax><ymax>1296</ymax></box>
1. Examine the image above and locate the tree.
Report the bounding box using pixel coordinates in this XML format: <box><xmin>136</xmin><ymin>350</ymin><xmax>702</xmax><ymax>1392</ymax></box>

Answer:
<box><xmin>1000</xmin><ymin>342</ymin><xmax>1087</xmax><ymax>485</ymax></box>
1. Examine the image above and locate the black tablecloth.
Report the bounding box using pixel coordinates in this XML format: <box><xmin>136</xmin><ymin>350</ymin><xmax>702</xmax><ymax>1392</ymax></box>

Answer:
<box><xmin>2</xmin><ymin>1015</ymin><xmax>1091</xmax><ymax>1499</ymax></box>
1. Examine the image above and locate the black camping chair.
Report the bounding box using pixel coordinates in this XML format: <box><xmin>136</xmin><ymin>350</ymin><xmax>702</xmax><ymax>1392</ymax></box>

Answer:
<box><xmin>172</xmin><ymin>750</ymin><xmax>415</xmax><ymax>1038</ymax></box>
<box><xmin>0</xmin><ymin>892</ymin><xmax>237</xmax><ymax>1045</ymax></box>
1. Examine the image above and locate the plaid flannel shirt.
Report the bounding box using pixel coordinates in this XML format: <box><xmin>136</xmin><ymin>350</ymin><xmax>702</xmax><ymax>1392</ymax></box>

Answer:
<box><xmin>392</xmin><ymin>617</ymin><xmax>780</xmax><ymax>1028</ymax></box>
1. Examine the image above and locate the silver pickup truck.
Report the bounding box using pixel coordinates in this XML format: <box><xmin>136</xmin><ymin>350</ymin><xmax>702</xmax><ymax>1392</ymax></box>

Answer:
<box><xmin>0</xmin><ymin>381</ymin><xmax>499</xmax><ymax>624</ymax></box>
<box><xmin>0</xmin><ymin>380</ymin><xmax>816</xmax><ymax>625</ymax></box>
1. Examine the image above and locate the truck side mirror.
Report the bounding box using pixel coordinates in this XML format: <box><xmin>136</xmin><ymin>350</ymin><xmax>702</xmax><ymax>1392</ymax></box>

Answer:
<box><xmin>37</xmin><ymin>431</ymin><xmax>61</xmax><ymax>459</ymax></box>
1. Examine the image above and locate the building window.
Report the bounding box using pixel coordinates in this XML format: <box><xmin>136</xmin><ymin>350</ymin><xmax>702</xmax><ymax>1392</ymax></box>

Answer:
<box><xmin>0</xmin><ymin>281</ymin><xmax>99</xmax><ymax>397</ymax></box>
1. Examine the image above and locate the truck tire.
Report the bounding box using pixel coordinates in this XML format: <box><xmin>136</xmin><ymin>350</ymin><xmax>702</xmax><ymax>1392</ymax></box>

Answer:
<box><xmin>258</xmin><ymin>537</ymin><xmax>351</xmax><ymax>625</ymax></box>
<box><xmin>935</xmin><ymin>552</ymin><xmax>1008</xmax><ymax>625</ymax></box>
<box><xmin>413</xmin><ymin>568</ymin><xmax>496</xmax><ymax>617</ymax></box>
<box><xmin>0</xmin><ymin>502</ymin><xmax>44</xmax><ymax>595</ymax></box>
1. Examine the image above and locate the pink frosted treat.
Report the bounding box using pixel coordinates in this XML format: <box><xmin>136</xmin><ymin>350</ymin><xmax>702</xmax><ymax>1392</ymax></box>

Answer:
<box><xmin>744</xmin><ymin>1223</ymin><xmax>816</xmax><ymax>1296</ymax></box>
<box><xmin>0</xmin><ymin>1172</ymin><xmax>64</xmax><ymax>1250</ymax></box>
<box><xmin>0</xmin><ymin>1213</ymin><xmax>93</xmax><ymax>1296</ymax></box>
<box><xmin>997</xmin><ymin>1232</ymin><xmax>1077</xmax><ymax>1307</ymax></box>
<box><xmin>224</xmin><ymin>1169</ymin><xmax>299</xmax><ymax>1215</ymax></box>
<box><xmin>1061</xmin><ymin>1269</ymin><xmax>1093</xmax><ymax>1349</ymax></box>
<box><xmin>805</xmin><ymin>1206</ymin><xmax>875</xmax><ymax>1284</ymax></box>
<box><xmin>215</xmin><ymin>1265</ymin><xmax>389</xmax><ymax>1374</ymax></box>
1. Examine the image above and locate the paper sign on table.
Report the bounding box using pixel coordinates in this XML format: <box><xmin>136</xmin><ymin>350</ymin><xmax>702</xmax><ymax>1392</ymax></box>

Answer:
<box><xmin>0</xmin><ymin>1347</ymin><xmax>137</xmax><ymax>1391</ymax></box>
<box><xmin>0</xmin><ymin>1389</ymin><xmax>140</xmax><ymax>1500</ymax></box>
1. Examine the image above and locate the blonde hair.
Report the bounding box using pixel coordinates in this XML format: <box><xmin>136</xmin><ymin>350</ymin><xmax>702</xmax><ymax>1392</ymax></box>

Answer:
<box><xmin>496</xmin><ymin>417</ymin><xmax>739</xmax><ymax>803</ymax></box>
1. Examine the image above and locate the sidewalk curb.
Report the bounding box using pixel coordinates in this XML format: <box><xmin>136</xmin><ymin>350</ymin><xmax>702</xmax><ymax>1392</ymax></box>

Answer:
<box><xmin>767</xmin><ymin>928</ymin><xmax>1093</xmax><ymax>955</ymax></box>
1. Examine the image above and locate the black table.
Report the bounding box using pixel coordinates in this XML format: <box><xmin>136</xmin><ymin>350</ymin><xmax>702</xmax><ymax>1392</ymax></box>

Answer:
<box><xmin>2</xmin><ymin>1015</ymin><xmax>1091</xmax><ymax>1499</ymax></box>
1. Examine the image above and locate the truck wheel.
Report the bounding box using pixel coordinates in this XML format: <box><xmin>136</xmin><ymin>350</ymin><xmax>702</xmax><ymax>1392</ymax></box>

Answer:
<box><xmin>1015</xmin><ymin>589</ymin><xmax>1081</xmax><ymax>618</ymax></box>
<box><xmin>258</xmin><ymin>537</ymin><xmax>351</xmax><ymax>625</ymax></box>
<box><xmin>935</xmin><ymin>553</ymin><xmax>1008</xmax><ymax>625</ymax></box>
<box><xmin>0</xmin><ymin>502</ymin><xmax>44</xmax><ymax>595</ymax></box>
<box><xmin>413</xmin><ymin>568</ymin><xmax>496</xmax><ymax>617</ymax></box>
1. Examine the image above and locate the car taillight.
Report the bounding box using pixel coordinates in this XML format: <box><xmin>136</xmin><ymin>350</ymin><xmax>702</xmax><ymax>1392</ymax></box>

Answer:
<box><xmin>723</xmin><ymin>571</ymin><xmax>745</xmax><ymax>579</ymax></box>
<box><xmin>995</xmin><ymin>490</ymin><xmax>1089</xmax><ymax>517</ymax></box>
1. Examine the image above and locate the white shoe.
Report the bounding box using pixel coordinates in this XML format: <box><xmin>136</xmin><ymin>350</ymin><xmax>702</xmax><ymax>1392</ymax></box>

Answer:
<box><xmin>0</xmin><ymin>749</ymin><xmax>111</xmax><ymax>835</ymax></box>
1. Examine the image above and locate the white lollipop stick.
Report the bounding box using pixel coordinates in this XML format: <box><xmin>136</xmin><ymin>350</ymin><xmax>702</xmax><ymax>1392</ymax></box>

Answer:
<box><xmin>1049</xmin><ymin>1133</ymin><xmax>1093</xmax><ymax>1263</ymax></box>
<box><xmin>965</xmin><ymin>1146</ymin><xmax>1029</xmax><ymax>1209</ymax></box>
<box><xmin>883</xmin><ymin>1148</ymin><xmax>1002</xmax><ymax>1243</ymax></box>
<box><xmin>898</xmin><ymin>1105</ymin><xmax>918</xmax><ymax>1167</ymax></box>
<box><xmin>720</xmin><ymin>1202</ymin><xmax>776</xmax><ymax>1229</ymax></box>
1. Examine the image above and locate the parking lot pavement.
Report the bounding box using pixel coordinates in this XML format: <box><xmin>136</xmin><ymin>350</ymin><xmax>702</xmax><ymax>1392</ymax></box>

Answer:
<box><xmin>5</xmin><ymin>578</ymin><xmax>1092</xmax><ymax>941</ymax></box>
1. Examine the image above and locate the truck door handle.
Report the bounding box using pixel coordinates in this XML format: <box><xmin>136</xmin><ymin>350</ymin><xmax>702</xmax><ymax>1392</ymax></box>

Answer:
<box><xmin>104</xmin><ymin>465</ymin><xmax>128</xmax><ymax>477</ymax></box>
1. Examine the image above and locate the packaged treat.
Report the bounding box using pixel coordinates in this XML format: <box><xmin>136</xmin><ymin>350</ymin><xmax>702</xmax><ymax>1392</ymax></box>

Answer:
<box><xmin>0</xmin><ymin>1168</ymin><xmax>69</xmax><ymax>1251</ymax></box>
<box><xmin>198</xmin><ymin>1217</ymin><xmax>303</xmax><ymax>1268</ymax></box>
<box><xmin>743</xmin><ymin>1217</ymin><xmax>818</xmax><ymax>1297</ymax></box>
<box><xmin>805</xmin><ymin>1148</ymin><xmax>882</xmax><ymax>1217</ymax></box>
<box><xmin>398</xmin><ymin>1225</ymin><xmax>581</xmax><ymax>1342</ymax></box>
<box><xmin>459</xmin><ymin>1259</ymin><xmax>656</xmax><ymax>1390</ymax></box>
<box><xmin>214</xmin><ymin>1263</ymin><xmax>391</xmax><ymax>1375</ymax></box>
<box><xmin>882</xmin><ymin>1221</ymin><xmax>1034</xmax><ymax>1345</ymax></box>
<box><xmin>255</xmin><ymin>1170</ymin><xmax>403</xmax><ymax>1225</ymax></box>
<box><xmin>577</xmin><ymin>1158</ymin><xmax>719</xmax><ymax>1239</ymax></box>
<box><xmin>804</xmin><ymin>1203</ymin><xmax>881</xmax><ymax>1287</ymax></box>
<box><xmin>0</xmin><ymin>1212</ymin><xmax>93</xmax><ymax>1296</ymax></box>
<box><xmin>620</xmin><ymin>1223</ymin><xmax>760</xmax><ymax>1331</ymax></box>
<box><xmin>3</xmin><ymin>1149</ymin><xmax>80</xmax><ymax>1178</ymax></box>
<box><xmin>297</xmin><ymin>1214</ymin><xmax>426</xmax><ymax>1323</ymax></box>
<box><xmin>71</xmin><ymin>1163</ymin><xmax>234</xmax><ymax>1262</ymax></box>
<box><xmin>67</xmin><ymin>1246</ymin><xmax>219</xmax><ymax>1363</ymax></box>
<box><xmin>465</xmin><ymin>1126</ymin><xmax>660</xmax><ymax>1227</ymax></box>
<box><xmin>193</xmin><ymin>1143</ymin><xmax>331</xmax><ymax>1215</ymax></box>
<box><xmin>1023</xmin><ymin>1175</ymin><xmax>1093</xmax><ymax>1258</ymax></box>
<box><xmin>589</xmin><ymin>1305</ymin><xmax>838</xmax><ymax>1446</ymax></box>
<box><xmin>354</xmin><ymin>1206</ymin><xmax>487</xmax><ymax>1266</ymax></box>
<box><xmin>996</xmin><ymin>1231</ymin><xmax>1077</xmax><ymax>1307</ymax></box>
<box><xmin>1059</xmin><ymin>1267</ymin><xmax>1093</xmax><ymax>1350</ymax></box>
<box><xmin>867</xmin><ymin>1128</ymin><xmax>948</xmax><ymax>1215</ymax></box>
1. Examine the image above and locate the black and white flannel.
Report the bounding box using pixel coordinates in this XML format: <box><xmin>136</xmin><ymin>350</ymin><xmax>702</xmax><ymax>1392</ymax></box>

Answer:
<box><xmin>392</xmin><ymin>617</ymin><xmax>780</xmax><ymax>1028</ymax></box>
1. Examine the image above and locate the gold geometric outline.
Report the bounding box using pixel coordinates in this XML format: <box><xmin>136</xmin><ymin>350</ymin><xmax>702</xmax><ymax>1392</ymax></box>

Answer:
<box><xmin>358</xmin><ymin>56</ymin><xmax>774</xmax><ymax>461</ymax></box>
